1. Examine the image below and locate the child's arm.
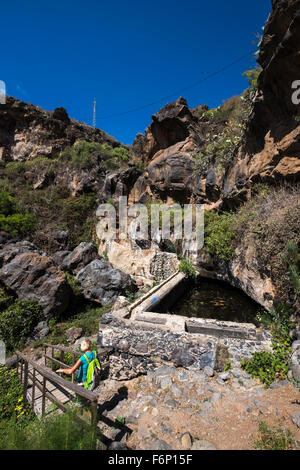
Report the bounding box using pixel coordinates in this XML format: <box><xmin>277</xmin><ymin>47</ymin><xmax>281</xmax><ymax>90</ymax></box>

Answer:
<box><xmin>57</xmin><ymin>359</ymin><xmax>81</xmax><ymax>375</ymax></box>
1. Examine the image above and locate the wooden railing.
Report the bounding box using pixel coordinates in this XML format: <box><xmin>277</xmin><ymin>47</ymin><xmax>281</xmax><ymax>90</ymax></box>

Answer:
<box><xmin>43</xmin><ymin>343</ymin><xmax>82</xmax><ymax>383</ymax></box>
<box><xmin>16</xmin><ymin>348</ymin><xmax>100</xmax><ymax>426</ymax></box>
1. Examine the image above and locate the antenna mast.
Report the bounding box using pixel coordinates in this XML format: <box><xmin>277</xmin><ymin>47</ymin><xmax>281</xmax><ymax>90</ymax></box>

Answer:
<box><xmin>93</xmin><ymin>98</ymin><xmax>96</xmax><ymax>128</ymax></box>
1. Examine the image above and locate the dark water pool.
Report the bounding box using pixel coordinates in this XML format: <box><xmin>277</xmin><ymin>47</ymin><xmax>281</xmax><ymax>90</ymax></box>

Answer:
<box><xmin>167</xmin><ymin>278</ymin><xmax>260</xmax><ymax>325</ymax></box>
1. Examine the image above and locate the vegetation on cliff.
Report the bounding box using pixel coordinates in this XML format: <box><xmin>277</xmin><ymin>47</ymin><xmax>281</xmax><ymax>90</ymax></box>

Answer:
<box><xmin>0</xmin><ymin>141</ymin><xmax>130</xmax><ymax>252</ymax></box>
<box><xmin>0</xmin><ymin>189</ymin><xmax>37</xmax><ymax>236</ymax></box>
<box><xmin>202</xmin><ymin>184</ymin><xmax>300</xmax><ymax>314</ymax></box>
<box><xmin>0</xmin><ymin>287</ymin><xmax>41</xmax><ymax>353</ymax></box>
<box><xmin>0</xmin><ymin>365</ymin><xmax>96</xmax><ymax>450</ymax></box>
<box><xmin>193</xmin><ymin>89</ymin><xmax>254</xmax><ymax>174</ymax></box>
<box><xmin>241</xmin><ymin>305</ymin><xmax>294</xmax><ymax>387</ymax></box>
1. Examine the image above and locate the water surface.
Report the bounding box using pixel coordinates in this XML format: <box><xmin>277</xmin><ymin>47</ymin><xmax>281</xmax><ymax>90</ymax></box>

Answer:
<box><xmin>170</xmin><ymin>278</ymin><xmax>260</xmax><ymax>325</ymax></box>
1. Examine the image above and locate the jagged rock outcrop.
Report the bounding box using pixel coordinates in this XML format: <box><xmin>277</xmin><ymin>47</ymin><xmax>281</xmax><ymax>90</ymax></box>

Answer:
<box><xmin>0</xmin><ymin>240</ymin><xmax>71</xmax><ymax>317</ymax></box>
<box><xmin>0</xmin><ymin>97</ymin><xmax>122</xmax><ymax>162</ymax></box>
<box><xmin>0</xmin><ymin>238</ymin><xmax>138</xmax><ymax>318</ymax></box>
<box><xmin>52</xmin><ymin>242</ymin><xmax>99</xmax><ymax>274</ymax></box>
<box><xmin>130</xmin><ymin>97</ymin><xmax>208</xmax><ymax>204</ymax></box>
<box><xmin>76</xmin><ymin>258</ymin><xmax>136</xmax><ymax>305</ymax></box>
<box><xmin>129</xmin><ymin>1</ymin><xmax>300</xmax><ymax>208</ymax></box>
<box><xmin>131</xmin><ymin>97</ymin><xmax>202</xmax><ymax>164</ymax></box>
<box><xmin>224</xmin><ymin>0</ymin><xmax>300</xmax><ymax>205</ymax></box>
<box><xmin>98</xmin><ymin>239</ymin><xmax>179</xmax><ymax>287</ymax></box>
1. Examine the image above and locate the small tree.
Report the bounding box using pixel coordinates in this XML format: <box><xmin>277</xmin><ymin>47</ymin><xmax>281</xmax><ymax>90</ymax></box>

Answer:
<box><xmin>179</xmin><ymin>258</ymin><xmax>197</xmax><ymax>279</ymax></box>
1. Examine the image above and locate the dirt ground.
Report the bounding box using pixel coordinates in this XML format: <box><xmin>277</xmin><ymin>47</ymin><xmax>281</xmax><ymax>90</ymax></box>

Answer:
<box><xmin>96</xmin><ymin>369</ymin><xmax>300</xmax><ymax>450</ymax></box>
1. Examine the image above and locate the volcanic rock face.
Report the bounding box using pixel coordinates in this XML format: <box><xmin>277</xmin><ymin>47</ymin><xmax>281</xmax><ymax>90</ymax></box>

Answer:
<box><xmin>52</xmin><ymin>242</ymin><xmax>99</xmax><ymax>274</ymax></box>
<box><xmin>0</xmin><ymin>97</ymin><xmax>121</xmax><ymax>162</ymax></box>
<box><xmin>130</xmin><ymin>97</ymin><xmax>205</xmax><ymax>204</ymax></box>
<box><xmin>0</xmin><ymin>237</ymin><xmax>138</xmax><ymax>327</ymax></box>
<box><xmin>132</xmin><ymin>97</ymin><xmax>201</xmax><ymax>164</ymax></box>
<box><xmin>225</xmin><ymin>0</ymin><xmax>300</xmax><ymax>200</ymax></box>
<box><xmin>52</xmin><ymin>242</ymin><xmax>138</xmax><ymax>305</ymax></box>
<box><xmin>129</xmin><ymin>1</ymin><xmax>300</xmax><ymax>208</ymax></box>
<box><xmin>0</xmin><ymin>240</ymin><xmax>71</xmax><ymax>318</ymax></box>
<box><xmin>76</xmin><ymin>258</ymin><xmax>136</xmax><ymax>305</ymax></box>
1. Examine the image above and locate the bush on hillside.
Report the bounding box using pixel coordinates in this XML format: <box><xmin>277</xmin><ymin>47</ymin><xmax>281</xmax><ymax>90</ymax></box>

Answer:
<box><xmin>60</xmin><ymin>141</ymin><xmax>130</xmax><ymax>171</ymax></box>
<box><xmin>0</xmin><ymin>366</ymin><xmax>33</xmax><ymax>422</ymax></box>
<box><xmin>0</xmin><ymin>300</ymin><xmax>41</xmax><ymax>352</ymax></box>
<box><xmin>179</xmin><ymin>258</ymin><xmax>197</xmax><ymax>279</ymax></box>
<box><xmin>0</xmin><ymin>189</ymin><xmax>37</xmax><ymax>236</ymax></box>
<box><xmin>204</xmin><ymin>211</ymin><xmax>235</xmax><ymax>260</ymax></box>
<box><xmin>0</xmin><ymin>405</ymin><xmax>97</xmax><ymax>450</ymax></box>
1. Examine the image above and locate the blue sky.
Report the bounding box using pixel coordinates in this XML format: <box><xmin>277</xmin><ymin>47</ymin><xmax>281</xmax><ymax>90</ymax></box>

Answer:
<box><xmin>1</xmin><ymin>0</ymin><xmax>271</xmax><ymax>145</ymax></box>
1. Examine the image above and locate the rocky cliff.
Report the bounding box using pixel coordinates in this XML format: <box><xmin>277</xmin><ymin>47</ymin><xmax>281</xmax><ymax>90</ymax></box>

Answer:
<box><xmin>0</xmin><ymin>0</ymin><xmax>299</xmax><ymax>333</ymax></box>
<box><xmin>0</xmin><ymin>97</ymin><xmax>122</xmax><ymax>162</ymax></box>
<box><xmin>225</xmin><ymin>0</ymin><xmax>300</xmax><ymax>203</ymax></box>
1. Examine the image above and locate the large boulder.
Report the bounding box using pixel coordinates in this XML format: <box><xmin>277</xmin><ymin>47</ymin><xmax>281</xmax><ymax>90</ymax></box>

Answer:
<box><xmin>53</xmin><ymin>242</ymin><xmax>99</xmax><ymax>274</ymax></box>
<box><xmin>130</xmin><ymin>97</ymin><xmax>204</xmax><ymax>205</ymax></box>
<box><xmin>131</xmin><ymin>97</ymin><xmax>200</xmax><ymax>164</ymax></box>
<box><xmin>76</xmin><ymin>258</ymin><xmax>136</xmax><ymax>305</ymax></box>
<box><xmin>0</xmin><ymin>241</ymin><xmax>71</xmax><ymax>317</ymax></box>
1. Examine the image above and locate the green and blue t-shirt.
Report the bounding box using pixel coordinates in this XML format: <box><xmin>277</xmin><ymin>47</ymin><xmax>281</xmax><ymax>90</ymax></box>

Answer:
<box><xmin>77</xmin><ymin>351</ymin><xmax>96</xmax><ymax>384</ymax></box>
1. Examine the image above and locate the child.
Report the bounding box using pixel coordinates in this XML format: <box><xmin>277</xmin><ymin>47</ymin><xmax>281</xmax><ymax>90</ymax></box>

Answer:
<box><xmin>57</xmin><ymin>339</ymin><xmax>96</xmax><ymax>385</ymax></box>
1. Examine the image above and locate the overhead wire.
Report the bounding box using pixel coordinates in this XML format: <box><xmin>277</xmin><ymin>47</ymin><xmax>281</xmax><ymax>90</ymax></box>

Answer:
<box><xmin>98</xmin><ymin>50</ymin><xmax>255</xmax><ymax>120</ymax></box>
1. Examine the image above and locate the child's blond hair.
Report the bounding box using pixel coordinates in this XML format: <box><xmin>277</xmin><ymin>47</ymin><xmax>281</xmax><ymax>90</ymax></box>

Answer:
<box><xmin>80</xmin><ymin>339</ymin><xmax>92</xmax><ymax>352</ymax></box>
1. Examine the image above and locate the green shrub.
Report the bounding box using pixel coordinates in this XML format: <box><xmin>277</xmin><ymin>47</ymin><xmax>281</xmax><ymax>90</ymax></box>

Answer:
<box><xmin>194</xmin><ymin>94</ymin><xmax>252</xmax><ymax>174</ymax></box>
<box><xmin>179</xmin><ymin>258</ymin><xmax>197</xmax><ymax>279</ymax></box>
<box><xmin>0</xmin><ymin>213</ymin><xmax>38</xmax><ymax>236</ymax></box>
<box><xmin>0</xmin><ymin>406</ymin><xmax>97</xmax><ymax>450</ymax></box>
<box><xmin>282</xmin><ymin>241</ymin><xmax>300</xmax><ymax>293</ymax></box>
<box><xmin>60</xmin><ymin>141</ymin><xmax>102</xmax><ymax>170</ymax></box>
<box><xmin>65</xmin><ymin>272</ymin><xmax>83</xmax><ymax>298</ymax></box>
<box><xmin>254</xmin><ymin>421</ymin><xmax>299</xmax><ymax>450</ymax></box>
<box><xmin>243</xmin><ymin>66</ymin><xmax>262</xmax><ymax>87</ymax></box>
<box><xmin>194</xmin><ymin>129</ymin><xmax>240</xmax><ymax>173</ymax></box>
<box><xmin>114</xmin><ymin>416</ymin><xmax>126</xmax><ymax>427</ymax></box>
<box><xmin>204</xmin><ymin>211</ymin><xmax>235</xmax><ymax>260</ymax></box>
<box><xmin>40</xmin><ymin>305</ymin><xmax>111</xmax><ymax>346</ymax></box>
<box><xmin>4</xmin><ymin>161</ymin><xmax>27</xmax><ymax>179</ymax></box>
<box><xmin>60</xmin><ymin>141</ymin><xmax>129</xmax><ymax>171</ymax></box>
<box><xmin>0</xmin><ymin>366</ymin><xmax>33</xmax><ymax>422</ymax></box>
<box><xmin>0</xmin><ymin>287</ymin><xmax>14</xmax><ymax>310</ymax></box>
<box><xmin>0</xmin><ymin>300</ymin><xmax>41</xmax><ymax>352</ymax></box>
<box><xmin>241</xmin><ymin>305</ymin><xmax>294</xmax><ymax>387</ymax></box>
<box><xmin>0</xmin><ymin>189</ymin><xmax>38</xmax><ymax>236</ymax></box>
<box><xmin>0</xmin><ymin>189</ymin><xmax>17</xmax><ymax>216</ymax></box>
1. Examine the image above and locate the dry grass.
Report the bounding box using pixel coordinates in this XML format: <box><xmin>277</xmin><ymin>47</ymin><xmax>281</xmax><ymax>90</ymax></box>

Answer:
<box><xmin>233</xmin><ymin>183</ymin><xmax>300</xmax><ymax>310</ymax></box>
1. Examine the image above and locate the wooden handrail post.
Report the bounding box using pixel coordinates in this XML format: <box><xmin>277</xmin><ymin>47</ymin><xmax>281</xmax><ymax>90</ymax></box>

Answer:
<box><xmin>42</xmin><ymin>376</ymin><xmax>46</xmax><ymax>416</ymax></box>
<box><xmin>72</xmin><ymin>353</ymin><xmax>75</xmax><ymax>383</ymax></box>
<box><xmin>90</xmin><ymin>400</ymin><xmax>98</xmax><ymax>428</ymax></box>
<box><xmin>23</xmin><ymin>361</ymin><xmax>29</xmax><ymax>403</ymax></box>
<box><xmin>32</xmin><ymin>369</ymin><xmax>36</xmax><ymax>410</ymax></box>
<box><xmin>20</xmin><ymin>358</ymin><xmax>23</xmax><ymax>383</ymax></box>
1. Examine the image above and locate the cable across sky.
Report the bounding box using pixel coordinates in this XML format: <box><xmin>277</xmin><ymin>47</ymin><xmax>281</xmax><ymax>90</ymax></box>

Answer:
<box><xmin>98</xmin><ymin>50</ymin><xmax>255</xmax><ymax>120</ymax></box>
